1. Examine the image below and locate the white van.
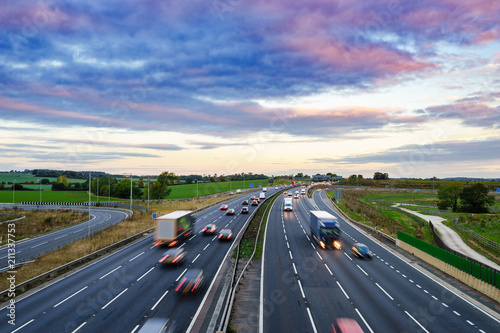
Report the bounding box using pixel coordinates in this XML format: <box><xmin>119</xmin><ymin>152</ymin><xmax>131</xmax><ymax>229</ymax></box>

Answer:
<box><xmin>259</xmin><ymin>192</ymin><xmax>266</xmax><ymax>199</ymax></box>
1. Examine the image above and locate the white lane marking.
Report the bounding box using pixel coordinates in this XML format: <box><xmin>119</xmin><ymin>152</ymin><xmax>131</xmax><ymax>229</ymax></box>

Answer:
<box><xmin>129</xmin><ymin>252</ymin><xmax>145</xmax><ymax>262</ymax></box>
<box><xmin>289</xmin><ymin>251</ymin><xmax>293</xmax><ymax>260</ymax></box>
<box><xmin>442</xmin><ymin>303</ymin><xmax>449</xmax><ymax>308</ymax></box>
<box><xmin>453</xmin><ymin>311</ymin><xmax>461</xmax><ymax>316</ymax></box>
<box><xmin>54</xmin><ymin>286</ymin><xmax>88</xmax><ymax>307</ymax></box>
<box><xmin>297</xmin><ymin>280</ymin><xmax>306</xmax><ymax>298</ymax></box>
<box><xmin>12</xmin><ymin>319</ymin><xmax>35</xmax><ymax>333</ymax></box>
<box><xmin>466</xmin><ymin>320</ymin><xmax>475</xmax><ymax>326</ymax></box>
<box><xmin>431</xmin><ymin>296</ymin><xmax>438</xmax><ymax>301</ymax></box>
<box><xmin>316</xmin><ymin>251</ymin><xmax>323</xmax><ymax>260</ymax></box>
<box><xmin>310</xmin><ymin>243</ymin><xmax>315</xmax><ymax>249</ymax></box>
<box><xmin>131</xmin><ymin>326</ymin><xmax>140</xmax><ymax>333</ymax></box>
<box><xmin>71</xmin><ymin>322</ymin><xmax>87</xmax><ymax>333</ymax></box>
<box><xmin>355</xmin><ymin>308</ymin><xmax>374</xmax><ymax>333</ymax></box>
<box><xmin>337</xmin><ymin>281</ymin><xmax>349</xmax><ymax>299</ymax></box>
<box><xmin>357</xmin><ymin>265</ymin><xmax>368</xmax><ymax>276</ymax></box>
<box><xmin>324</xmin><ymin>264</ymin><xmax>333</xmax><ymax>276</ymax></box>
<box><xmin>31</xmin><ymin>241</ymin><xmax>48</xmax><ymax>248</ymax></box>
<box><xmin>203</xmin><ymin>243</ymin><xmax>210</xmax><ymax>251</ymax></box>
<box><xmin>306</xmin><ymin>308</ymin><xmax>318</xmax><ymax>333</ymax></box>
<box><xmin>99</xmin><ymin>266</ymin><xmax>122</xmax><ymax>280</ymax></box>
<box><xmin>54</xmin><ymin>235</ymin><xmax>68</xmax><ymax>240</ymax></box>
<box><xmin>176</xmin><ymin>268</ymin><xmax>187</xmax><ymax>281</ymax></box>
<box><xmin>405</xmin><ymin>311</ymin><xmax>429</xmax><ymax>333</ymax></box>
<box><xmin>375</xmin><ymin>283</ymin><xmax>394</xmax><ymax>301</ymax></box>
<box><xmin>101</xmin><ymin>288</ymin><xmax>128</xmax><ymax>309</ymax></box>
<box><xmin>151</xmin><ymin>290</ymin><xmax>169</xmax><ymax>310</ymax></box>
<box><xmin>137</xmin><ymin>267</ymin><xmax>155</xmax><ymax>281</ymax></box>
<box><xmin>192</xmin><ymin>254</ymin><xmax>201</xmax><ymax>263</ymax></box>
<box><xmin>286</xmin><ymin>242</ymin><xmax>290</xmax><ymax>249</ymax></box>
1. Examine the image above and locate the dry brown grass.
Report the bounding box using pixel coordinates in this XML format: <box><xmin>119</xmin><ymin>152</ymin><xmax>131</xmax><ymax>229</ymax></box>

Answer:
<box><xmin>0</xmin><ymin>196</ymin><xmax>223</xmax><ymax>292</ymax></box>
<box><xmin>0</xmin><ymin>209</ymin><xmax>88</xmax><ymax>242</ymax></box>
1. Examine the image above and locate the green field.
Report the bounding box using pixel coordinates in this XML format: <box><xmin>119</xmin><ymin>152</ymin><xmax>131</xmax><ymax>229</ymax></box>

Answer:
<box><xmin>167</xmin><ymin>179</ymin><xmax>271</xmax><ymax>199</ymax></box>
<box><xmin>0</xmin><ymin>177</ymin><xmax>273</xmax><ymax>202</ymax></box>
<box><xmin>360</xmin><ymin>192</ymin><xmax>438</xmax><ymax>207</ymax></box>
<box><xmin>0</xmin><ymin>190</ymin><xmax>101</xmax><ymax>203</ymax></box>
<box><xmin>0</xmin><ymin>172</ymin><xmax>87</xmax><ymax>184</ymax></box>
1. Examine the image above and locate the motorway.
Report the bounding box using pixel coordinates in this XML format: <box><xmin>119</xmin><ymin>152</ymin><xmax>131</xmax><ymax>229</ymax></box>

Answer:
<box><xmin>0</xmin><ymin>187</ymin><xmax>281</xmax><ymax>333</ymax></box>
<box><xmin>0</xmin><ymin>208</ymin><xmax>129</xmax><ymax>271</ymax></box>
<box><xmin>261</xmin><ymin>189</ymin><xmax>500</xmax><ymax>332</ymax></box>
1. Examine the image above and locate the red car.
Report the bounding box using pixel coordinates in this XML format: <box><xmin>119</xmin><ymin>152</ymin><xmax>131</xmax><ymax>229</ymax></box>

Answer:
<box><xmin>218</xmin><ymin>229</ymin><xmax>233</xmax><ymax>241</ymax></box>
<box><xmin>220</xmin><ymin>205</ymin><xmax>228</xmax><ymax>210</ymax></box>
<box><xmin>251</xmin><ymin>200</ymin><xmax>258</xmax><ymax>206</ymax></box>
<box><xmin>201</xmin><ymin>224</ymin><xmax>217</xmax><ymax>235</ymax></box>
<box><xmin>175</xmin><ymin>269</ymin><xmax>204</xmax><ymax>294</ymax></box>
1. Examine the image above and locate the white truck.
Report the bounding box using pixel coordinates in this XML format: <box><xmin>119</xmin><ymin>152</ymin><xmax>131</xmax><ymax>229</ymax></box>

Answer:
<box><xmin>284</xmin><ymin>198</ymin><xmax>293</xmax><ymax>211</ymax></box>
<box><xmin>260</xmin><ymin>192</ymin><xmax>266</xmax><ymax>199</ymax></box>
<box><xmin>154</xmin><ymin>210</ymin><xmax>194</xmax><ymax>247</ymax></box>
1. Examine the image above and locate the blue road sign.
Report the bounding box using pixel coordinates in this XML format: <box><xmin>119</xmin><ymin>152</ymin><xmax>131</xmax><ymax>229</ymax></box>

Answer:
<box><xmin>152</xmin><ymin>213</ymin><xmax>157</xmax><ymax>219</ymax></box>
<box><xmin>250</xmin><ymin>184</ymin><xmax>254</xmax><ymax>187</ymax></box>
<box><xmin>258</xmin><ymin>183</ymin><xmax>262</xmax><ymax>187</ymax></box>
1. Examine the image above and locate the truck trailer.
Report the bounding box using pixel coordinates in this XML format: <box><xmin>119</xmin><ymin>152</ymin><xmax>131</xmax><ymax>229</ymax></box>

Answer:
<box><xmin>310</xmin><ymin>210</ymin><xmax>341</xmax><ymax>249</ymax></box>
<box><xmin>154</xmin><ymin>210</ymin><xmax>194</xmax><ymax>247</ymax></box>
<box><xmin>284</xmin><ymin>198</ymin><xmax>293</xmax><ymax>211</ymax></box>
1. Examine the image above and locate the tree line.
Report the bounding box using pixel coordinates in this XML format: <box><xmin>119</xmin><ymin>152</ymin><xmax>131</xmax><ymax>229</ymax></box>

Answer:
<box><xmin>438</xmin><ymin>183</ymin><xmax>495</xmax><ymax>213</ymax></box>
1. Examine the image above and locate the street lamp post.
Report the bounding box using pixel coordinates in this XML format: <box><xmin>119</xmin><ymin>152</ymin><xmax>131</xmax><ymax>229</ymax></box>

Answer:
<box><xmin>97</xmin><ymin>177</ymin><xmax>99</xmax><ymax>203</ymax></box>
<box><xmin>13</xmin><ymin>180</ymin><xmax>16</xmax><ymax>204</ymax></box>
<box><xmin>37</xmin><ymin>179</ymin><xmax>41</xmax><ymax>204</ymax></box>
<box><xmin>108</xmin><ymin>179</ymin><xmax>110</xmax><ymax>203</ymax></box>
<box><xmin>196</xmin><ymin>179</ymin><xmax>198</xmax><ymax>199</ymax></box>
<box><xmin>147</xmin><ymin>176</ymin><xmax>150</xmax><ymax>213</ymax></box>
<box><xmin>88</xmin><ymin>172</ymin><xmax>91</xmax><ymax>240</ymax></box>
<box><xmin>130</xmin><ymin>174</ymin><xmax>133</xmax><ymax>211</ymax></box>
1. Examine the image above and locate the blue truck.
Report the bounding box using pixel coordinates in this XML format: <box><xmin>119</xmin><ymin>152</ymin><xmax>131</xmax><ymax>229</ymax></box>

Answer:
<box><xmin>310</xmin><ymin>210</ymin><xmax>341</xmax><ymax>249</ymax></box>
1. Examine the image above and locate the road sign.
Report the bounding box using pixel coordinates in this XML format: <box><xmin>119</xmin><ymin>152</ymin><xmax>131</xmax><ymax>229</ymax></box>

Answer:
<box><xmin>152</xmin><ymin>213</ymin><xmax>157</xmax><ymax>219</ymax></box>
<box><xmin>250</xmin><ymin>184</ymin><xmax>254</xmax><ymax>187</ymax></box>
<box><xmin>258</xmin><ymin>183</ymin><xmax>262</xmax><ymax>187</ymax></box>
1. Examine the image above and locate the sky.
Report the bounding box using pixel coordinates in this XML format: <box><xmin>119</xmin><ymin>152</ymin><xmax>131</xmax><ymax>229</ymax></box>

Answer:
<box><xmin>1</xmin><ymin>0</ymin><xmax>499</xmax><ymax>178</ymax></box>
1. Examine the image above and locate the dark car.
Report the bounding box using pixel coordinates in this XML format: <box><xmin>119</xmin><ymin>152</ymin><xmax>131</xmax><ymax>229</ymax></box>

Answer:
<box><xmin>250</xmin><ymin>196</ymin><xmax>256</xmax><ymax>200</ymax></box>
<box><xmin>241</xmin><ymin>207</ymin><xmax>249</xmax><ymax>214</ymax></box>
<box><xmin>226</xmin><ymin>208</ymin><xmax>235</xmax><ymax>215</ymax></box>
<box><xmin>218</xmin><ymin>228</ymin><xmax>233</xmax><ymax>241</ymax></box>
<box><xmin>251</xmin><ymin>200</ymin><xmax>258</xmax><ymax>206</ymax></box>
<box><xmin>175</xmin><ymin>269</ymin><xmax>204</xmax><ymax>294</ymax></box>
<box><xmin>352</xmin><ymin>243</ymin><xmax>373</xmax><ymax>259</ymax></box>
<box><xmin>201</xmin><ymin>223</ymin><xmax>217</xmax><ymax>235</ymax></box>
<box><xmin>159</xmin><ymin>247</ymin><xmax>187</xmax><ymax>265</ymax></box>
<box><xmin>242</xmin><ymin>200</ymin><xmax>249</xmax><ymax>205</ymax></box>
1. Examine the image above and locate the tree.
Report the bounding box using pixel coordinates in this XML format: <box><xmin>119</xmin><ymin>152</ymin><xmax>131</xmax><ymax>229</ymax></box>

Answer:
<box><xmin>150</xmin><ymin>171</ymin><xmax>177</xmax><ymax>200</ymax></box>
<box><xmin>373</xmin><ymin>172</ymin><xmax>389</xmax><ymax>180</ymax></box>
<box><xmin>459</xmin><ymin>183</ymin><xmax>495</xmax><ymax>213</ymax></box>
<box><xmin>186</xmin><ymin>177</ymin><xmax>193</xmax><ymax>184</ymax></box>
<box><xmin>296</xmin><ymin>172</ymin><xmax>304</xmax><ymax>178</ymax></box>
<box><xmin>437</xmin><ymin>183</ymin><xmax>462</xmax><ymax>212</ymax></box>
<box><xmin>348</xmin><ymin>174</ymin><xmax>357</xmax><ymax>180</ymax></box>
<box><xmin>115</xmin><ymin>179</ymin><xmax>142</xmax><ymax>199</ymax></box>
<box><xmin>357</xmin><ymin>175</ymin><xmax>363</xmax><ymax>179</ymax></box>
<box><xmin>219</xmin><ymin>175</ymin><xmax>226</xmax><ymax>182</ymax></box>
<box><xmin>57</xmin><ymin>175</ymin><xmax>70</xmax><ymax>186</ymax></box>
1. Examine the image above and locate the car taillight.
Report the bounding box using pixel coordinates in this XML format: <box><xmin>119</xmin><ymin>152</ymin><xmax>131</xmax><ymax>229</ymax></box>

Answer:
<box><xmin>202</xmin><ymin>228</ymin><xmax>207</xmax><ymax>232</ymax></box>
<box><xmin>218</xmin><ymin>234</ymin><xmax>222</xmax><ymax>239</ymax></box>
<box><xmin>192</xmin><ymin>278</ymin><xmax>201</xmax><ymax>292</ymax></box>
<box><xmin>159</xmin><ymin>254</ymin><xmax>169</xmax><ymax>263</ymax></box>
<box><xmin>176</xmin><ymin>278</ymin><xmax>187</xmax><ymax>292</ymax></box>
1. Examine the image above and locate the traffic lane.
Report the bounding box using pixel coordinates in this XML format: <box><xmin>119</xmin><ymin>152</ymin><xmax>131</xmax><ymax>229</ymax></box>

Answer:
<box><xmin>263</xmin><ymin>196</ymin><xmax>314</xmax><ymax>333</ymax></box>
<box><xmin>1</xmin><ymin>235</ymin><xmax>159</xmax><ymax>332</ymax></box>
<box><xmin>294</xmin><ymin>192</ymin><xmax>434</xmax><ymax>332</ymax></box>
<box><xmin>281</xmin><ymin>205</ymin><xmax>366</xmax><ymax>332</ymax></box>
<box><xmin>313</xmin><ymin>190</ymin><xmax>500</xmax><ymax>332</ymax></box>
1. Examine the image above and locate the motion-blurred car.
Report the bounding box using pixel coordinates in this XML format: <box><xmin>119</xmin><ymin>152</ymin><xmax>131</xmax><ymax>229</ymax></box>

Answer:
<box><xmin>352</xmin><ymin>243</ymin><xmax>373</xmax><ymax>259</ymax></box>
<box><xmin>218</xmin><ymin>228</ymin><xmax>233</xmax><ymax>241</ymax></box>
<box><xmin>158</xmin><ymin>247</ymin><xmax>187</xmax><ymax>265</ymax></box>
<box><xmin>275</xmin><ymin>186</ymin><xmax>279</xmax><ymax>190</ymax></box>
<box><xmin>251</xmin><ymin>200</ymin><xmax>258</xmax><ymax>206</ymax></box>
<box><xmin>283</xmin><ymin>191</ymin><xmax>287</xmax><ymax>195</ymax></box>
<box><xmin>219</xmin><ymin>205</ymin><xmax>228</xmax><ymax>210</ymax></box>
<box><xmin>242</xmin><ymin>200</ymin><xmax>249</xmax><ymax>205</ymax></box>
<box><xmin>175</xmin><ymin>269</ymin><xmax>204</xmax><ymax>294</ymax></box>
<box><xmin>226</xmin><ymin>208</ymin><xmax>235</xmax><ymax>215</ymax></box>
<box><xmin>241</xmin><ymin>207</ymin><xmax>249</xmax><ymax>214</ymax></box>
<box><xmin>137</xmin><ymin>318</ymin><xmax>175</xmax><ymax>333</ymax></box>
<box><xmin>331</xmin><ymin>318</ymin><xmax>364</xmax><ymax>333</ymax></box>
<box><xmin>201</xmin><ymin>223</ymin><xmax>217</xmax><ymax>235</ymax></box>
<box><xmin>250</xmin><ymin>196</ymin><xmax>256</xmax><ymax>200</ymax></box>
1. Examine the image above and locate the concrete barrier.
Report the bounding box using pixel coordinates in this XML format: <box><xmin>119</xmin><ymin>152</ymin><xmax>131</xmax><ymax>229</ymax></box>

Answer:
<box><xmin>397</xmin><ymin>239</ymin><xmax>500</xmax><ymax>303</ymax></box>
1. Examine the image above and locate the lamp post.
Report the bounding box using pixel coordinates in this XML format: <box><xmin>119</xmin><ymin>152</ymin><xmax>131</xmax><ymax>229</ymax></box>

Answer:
<box><xmin>88</xmin><ymin>172</ymin><xmax>91</xmax><ymax>240</ymax></box>
<box><xmin>37</xmin><ymin>179</ymin><xmax>41</xmax><ymax>204</ymax></box>
<box><xmin>130</xmin><ymin>174</ymin><xmax>133</xmax><ymax>211</ymax></box>
<box><xmin>196</xmin><ymin>179</ymin><xmax>198</xmax><ymax>199</ymax></box>
<box><xmin>147</xmin><ymin>176</ymin><xmax>150</xmax><ymax>213</ymax></box>
<box><xmin>108</xmin><ymin>179</ymin><xmax>110</xmax><ymax>203</ymax></box>
<box><xmin>96</xmin><ymin>177</ymin><xmax>99</xmax><ymax>203</ymax></box>
<box><xmin>13</xmin><ymin>180</ymin><xmax>16</xmax><ymax>204</ymax></box>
